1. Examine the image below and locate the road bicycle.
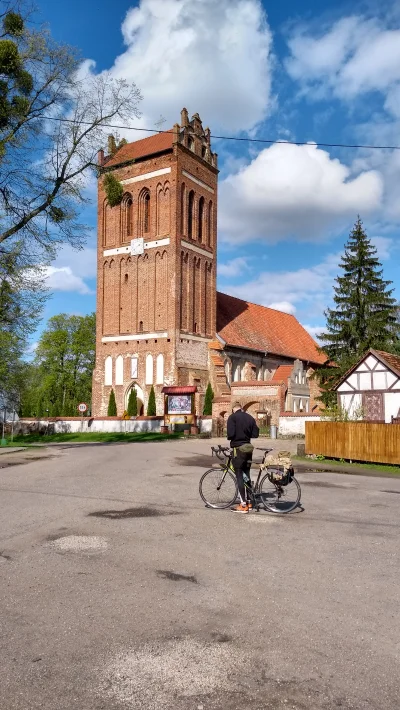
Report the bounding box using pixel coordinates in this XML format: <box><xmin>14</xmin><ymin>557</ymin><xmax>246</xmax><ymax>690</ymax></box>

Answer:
<box><xmin>199</xmin><ymin>444</ymin><xmax>301</xmax><ymax>514</ymax></box>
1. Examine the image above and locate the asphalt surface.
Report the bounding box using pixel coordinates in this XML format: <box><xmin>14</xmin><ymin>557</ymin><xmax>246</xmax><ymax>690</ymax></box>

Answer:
<box><xmin>0</xmin><ymin>438</ymin><xmax>399</xmax><ymax>710</ymax></box>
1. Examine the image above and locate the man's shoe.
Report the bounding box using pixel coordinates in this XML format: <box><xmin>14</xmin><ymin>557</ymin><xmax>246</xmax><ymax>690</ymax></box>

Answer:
<box><xmin>247</xmin><ymin>502</ymin><xmax>253</xmax><ymax>510</ymax></box>
<box><xmin>232</xmin><ymin>503</ymin><xmax>249</xmax><ymax>514</ymax></box>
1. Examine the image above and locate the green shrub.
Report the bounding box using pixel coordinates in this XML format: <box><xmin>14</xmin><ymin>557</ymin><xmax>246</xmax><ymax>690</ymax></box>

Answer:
<box><xmin>147</xmin><ymin>385</ymin><xmax>156</xmax><ymax>416</ymax></box>
<box><xmin>127</xmin><ymin>388</ymin><xmax>138</xmax><ymax>416</ymax></box>
<box><xmin>107</xmin><ymin>388</ymin><xmax>117</xmax><ymax>416</ymax></box>
<box><xmin>203</xmin><ymin>382</ymin><xmax>214</xmax><ymax>415</ymax></box>
<box><xmin>103</xmin><ymin>173</ymin><xmax>123</xmax><ymax>207</ymax></box>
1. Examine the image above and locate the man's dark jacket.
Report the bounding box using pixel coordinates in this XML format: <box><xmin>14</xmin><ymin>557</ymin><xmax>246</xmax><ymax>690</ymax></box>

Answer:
<box><xmin>227</xmin><ymin>409</ymin><xmax>260</xmax><ymax>447</ymax></box>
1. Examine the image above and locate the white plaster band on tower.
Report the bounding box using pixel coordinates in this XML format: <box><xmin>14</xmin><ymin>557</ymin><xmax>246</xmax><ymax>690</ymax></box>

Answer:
<box><xmin>182</xmin><ymin>170</ymin><xmax>214</xmax><ymax>193</ymax></box>
<box><xmin>120</xmin><ymin>167</ymin><xmax>171</xmax><ymax>185</ymax></box>
<box><xmin>102</xmin><ymin>332</ymin><xmax>168</xmax><ymax>343</ymax></box>
<box><xmin>103</xmin><ymin>237</ymin><xmax>170</xmax><ymax>257</ymax></box>
<box><xmin>180</xmin><ymin>240</ymin><xmax>214</xmax><ymax>258</ymax></box>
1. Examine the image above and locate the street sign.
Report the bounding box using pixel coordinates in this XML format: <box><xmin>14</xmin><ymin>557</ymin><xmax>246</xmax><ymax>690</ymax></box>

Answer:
<box><xmin>78</xmin><ymin>402</ymin><xmax>88</xmax><ymax>413</ymax></box>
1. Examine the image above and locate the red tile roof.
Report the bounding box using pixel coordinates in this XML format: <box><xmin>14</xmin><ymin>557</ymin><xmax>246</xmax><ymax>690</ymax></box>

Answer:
<box><xmin>216</xmin><ymin>292</ymin><xmax>327</xmax><ymax>365</ymax></box>
<box><xmin>162</xmin><ymin>386</ymin><xmax>197</xmax><ymax>394</ymax></box>
<box><xmin>372</xmin><ymin>349</ymin><xmax>400</xmax><ymax>377</ymax></box>
<box><xmin>271</xmin><ymin>365</ymin><xmax>293</xmax><ymax>384</ymax></box>
<box><xmin>105</xmin><ymin>131</ymin><xmax>174</xmax><ymax>167</ymax></box>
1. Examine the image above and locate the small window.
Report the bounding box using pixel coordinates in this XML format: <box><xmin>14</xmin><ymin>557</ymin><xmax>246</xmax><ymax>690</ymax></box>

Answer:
<box><xmin>189</xmin><ymin>137</ymin><xmax>195</xmax><ymax>152</ymax></box>
<box><xmin>124</xmin><ymin>273</ymin><xmax>128</xmax><ymax>283</ymax></box>
<box><xmin>202</xmin><ymin>145</ymin><xmax>206</xmax><ymax>158</ymax></box>
<box><xmin>194</xmin><ymin>322</ymin><xmax>198</xmax><ymax>334</ymax></box>
<box><xmin>139</xmin><ymin>321</ymin><xmax>144</xmax><ymax>333</ymax></box>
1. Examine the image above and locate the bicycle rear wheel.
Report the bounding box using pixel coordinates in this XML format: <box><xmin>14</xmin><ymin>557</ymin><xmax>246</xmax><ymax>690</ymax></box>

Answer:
<box><xmin>259</xmin><ymin>470</ymin><xmax>301</xmax><ymax>514</ymax></box>
<box><xmin>199</xmin><ymin>467</ymin><xmax>238</xmax><ymax>509</ymax></box>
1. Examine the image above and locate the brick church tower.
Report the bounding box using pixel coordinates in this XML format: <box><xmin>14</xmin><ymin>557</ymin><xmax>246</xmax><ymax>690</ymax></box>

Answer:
<box><xmin>92</xmin><ymin>109</ymin><xmax>218</xmax><ymax>416</ymax></box>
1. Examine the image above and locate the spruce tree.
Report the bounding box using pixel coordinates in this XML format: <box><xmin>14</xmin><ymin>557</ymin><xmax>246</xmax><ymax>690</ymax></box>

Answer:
<box><xmin>107</xmin><ymin>389</ymin><xmax>117</xmax><ymax>416</ymax></box>
<box><xmin>147</xmin><ymin>385</ymin><xmax>156</xmax><ymax>416</ymax></box>
<box><xmin>203</xmin><ymin>382</ymin><xmax>214</xmax><ymax>415</ymax></box>
<box><xmin>127</xmin><ymin>387</ymin><xmax>138</xmax><ymax>416</ymax></box>
<box><xmin>318</xmin><ymin>217</ymin><xmax>399</xmax><ymax>404</ymax></box>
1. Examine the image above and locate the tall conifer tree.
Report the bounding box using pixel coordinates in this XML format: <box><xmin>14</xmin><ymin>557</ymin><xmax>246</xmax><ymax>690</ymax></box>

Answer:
<box><xmin>317</xmin><ymin>217</ymin><xmax>399</xmax><ymax>404</ymax></box>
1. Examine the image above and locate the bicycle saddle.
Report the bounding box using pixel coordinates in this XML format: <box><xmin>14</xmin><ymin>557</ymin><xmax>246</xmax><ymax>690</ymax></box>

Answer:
<box><xmin>256</xmin><ymin>447</ymin><xmax>273</xmax><ymax>452</ymax></box>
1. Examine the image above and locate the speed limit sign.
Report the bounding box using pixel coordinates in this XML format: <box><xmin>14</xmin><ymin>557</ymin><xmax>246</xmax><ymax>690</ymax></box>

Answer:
<box><xmin>78</xmin><ymin>402</ymin><xmax>88</xmax><ymax>414</ymax></box>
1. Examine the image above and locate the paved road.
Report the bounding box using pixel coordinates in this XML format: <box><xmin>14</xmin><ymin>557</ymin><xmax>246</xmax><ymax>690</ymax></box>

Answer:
<box><xmin>0</xmin><ymin>439</ymin><xmax>399</xmax><ymax>709</ymax></box>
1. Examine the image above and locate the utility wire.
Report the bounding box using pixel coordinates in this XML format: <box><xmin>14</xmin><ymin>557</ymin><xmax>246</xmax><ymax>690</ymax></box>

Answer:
<box><xmin>43</xmin><ymin>115</ymin><xmax>400</xmax><ymax>151</ymax></box>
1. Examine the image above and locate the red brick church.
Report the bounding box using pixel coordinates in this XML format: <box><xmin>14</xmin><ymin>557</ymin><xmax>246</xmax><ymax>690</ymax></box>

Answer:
<box><xmin>92</xmin><ymin>109</ymin><xmax>327</xmax><ymax>423</ymax></box>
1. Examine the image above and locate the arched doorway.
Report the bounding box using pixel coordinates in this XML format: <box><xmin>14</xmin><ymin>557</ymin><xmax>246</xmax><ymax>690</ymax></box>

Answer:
<box><xmin>125</xmin><ymin>383</ymin><xmax>144</xmax><ymax>416</ymax></box>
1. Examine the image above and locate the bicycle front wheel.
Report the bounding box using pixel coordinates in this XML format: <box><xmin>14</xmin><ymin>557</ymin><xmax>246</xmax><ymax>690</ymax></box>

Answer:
<box><xmin>259</xmin><ymin>470</ymin><xmax>301</xmax><ymax>514</ymax></box>
<box><xmin>199</xmin><ymin>467</ymin><xmax>238</xmax><ymax>509</ymax></box>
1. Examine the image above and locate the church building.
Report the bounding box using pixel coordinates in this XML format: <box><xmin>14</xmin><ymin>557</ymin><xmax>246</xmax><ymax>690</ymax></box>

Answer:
<box><xmin>92</xmin><ymin>109</ymin><xmax>327</xmax><ymax>423</ymax></box>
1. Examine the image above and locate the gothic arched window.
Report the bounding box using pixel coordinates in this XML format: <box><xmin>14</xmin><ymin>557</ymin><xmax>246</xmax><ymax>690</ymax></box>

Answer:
<box><xmin>127</xmin><ymin>197</ymin><xmax>133</xmax><ymax>236</ymax></box>
<box><xmin>180</xmin><ymin>183</ymin><xmax>186</xmax><ymax>235</ymax></box>
<box><xmin>188</xmin><ymin>190</ymin><xmax>195</xmax><ymax>239</ymax></box>
<box><xmin>207</xmin><ymin>201</ymin><xmax>213</xmax><ymax>247</ymax></box>
<box><xmin>139</xmin><ymin>189</ymin><xmax>150</xmax><ymax>236</ymax></box>
<box><xmin>144</xmin><ymin>192</ymin><xmax>150</xmax><ymax>233</ymax></box>
<box><xmin>198</xmin><ymin>197</ymin><xmax>204</xmax><ymax>243</ymax></box>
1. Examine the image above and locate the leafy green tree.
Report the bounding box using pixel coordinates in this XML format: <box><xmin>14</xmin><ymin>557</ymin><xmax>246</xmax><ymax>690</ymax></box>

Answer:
<box><xmin>203</xmin><ymin>382</ymin><xmax>214</xmax><ymax>415</ymax></box>
<box><xmin>0</xmin><ymin>1</ymin><xmax>142</xmax><ymax>260</ymax></box>
<box><xmin>317</xmin><ymin>217</ymin><xmax>400</xmax><ymax>404</ymax></box>
<box><xmin>147</xmin><ymin>385</ymin><xmax>156</xmax><ymax>416</ymax></box>
<box><xmin>107</xmin><ymin>388</ymin><xmax>117</xmax><ymax>417</ymax></box>
<box><xmin>0</xmin><ymin>247</ymin><xmax>46</xmax><ymax>408</ymax></box>
<box><xmin>127</xmin><ymin>387</ymin><xmax>138</xmax><ymax>417</ymax></box>
<box><xmin>20</xmin><ymin>313</ymin><xmax>96</xmax><ymax>416</ymax></box>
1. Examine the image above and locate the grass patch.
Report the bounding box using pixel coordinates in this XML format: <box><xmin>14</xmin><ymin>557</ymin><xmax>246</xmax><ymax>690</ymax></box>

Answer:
<box><xmin>6</xmin><ymin>431</ymin><xmax>183</xmax><ymax>446</ymax></box>
<box><xmin>293</xmin><ymin>455</ymin><xmax>400</xmax><ymax>476</ymax></box>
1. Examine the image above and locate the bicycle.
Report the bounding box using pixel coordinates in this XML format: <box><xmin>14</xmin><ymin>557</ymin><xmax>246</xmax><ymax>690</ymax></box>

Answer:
<box><xmin>199</xmin><ymin>444</ymin><xmax>301</xmax><ymax>514</ymax></box>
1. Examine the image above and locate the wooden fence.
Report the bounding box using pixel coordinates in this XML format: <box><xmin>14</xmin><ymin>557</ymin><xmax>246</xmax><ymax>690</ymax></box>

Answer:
<box><xmin>305</xmin><ymin>421</ymin><xmax>400</xmax><ymax>465</ymax></box>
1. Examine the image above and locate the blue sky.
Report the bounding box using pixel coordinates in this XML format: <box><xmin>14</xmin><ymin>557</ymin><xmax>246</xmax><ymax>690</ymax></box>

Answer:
<box><xmin>34</xmin><ymin>0</ymin><xmax>400</xmax><ymax>343</ymax></box>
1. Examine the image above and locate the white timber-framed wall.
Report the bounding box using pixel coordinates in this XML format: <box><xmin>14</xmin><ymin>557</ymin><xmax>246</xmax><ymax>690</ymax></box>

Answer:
<box><xmin>335</xmin><ymin>349</ymin><xmax>400</xmax><ymax>423</ymax></box>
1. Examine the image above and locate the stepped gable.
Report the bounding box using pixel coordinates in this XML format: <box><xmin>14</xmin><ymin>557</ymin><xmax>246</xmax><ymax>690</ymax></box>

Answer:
<box><xmin>216</xmin><ymin>292</ymin><xmax>327</xmax><ymax>366</ymax></box>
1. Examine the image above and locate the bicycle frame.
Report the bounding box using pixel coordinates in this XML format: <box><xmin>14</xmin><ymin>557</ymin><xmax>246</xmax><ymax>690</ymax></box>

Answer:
<box><xmin>212</xmin><ymin>446</ymin><xmax>272</xmax><ymax>512</ymax></box>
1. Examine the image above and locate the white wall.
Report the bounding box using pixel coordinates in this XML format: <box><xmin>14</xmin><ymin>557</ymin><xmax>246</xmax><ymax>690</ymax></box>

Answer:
<box><xmin>17</xmin><ymin>417</ymin><xmax>213</xmax><ymax>435</ymax></box>
<box><xmin>339</xmin><ymin>393</ymin><xmax>363</xmax><ymax>417</ymax></box>
<box><xmin>384</xmin><ymin>393</ymin><xmax>400</xmax><ymax>423</ymax></box>
<box><xmin>279</xmin><ymin>415</ymin><xmax>320</xmax><ymax>436</ymax></box>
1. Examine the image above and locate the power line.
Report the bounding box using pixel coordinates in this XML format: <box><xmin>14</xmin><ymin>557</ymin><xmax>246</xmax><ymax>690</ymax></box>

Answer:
<box><xmin>43</xmin><ymin>115</ymin><xmax>400</xmax><ymax>151</ymax></box>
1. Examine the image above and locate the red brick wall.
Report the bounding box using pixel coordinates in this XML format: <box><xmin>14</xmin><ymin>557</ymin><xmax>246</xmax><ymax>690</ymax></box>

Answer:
<box><xmin>92</xmin><ymin>114</ymin><xmax>218</xmax><ymax>417</ymax></box>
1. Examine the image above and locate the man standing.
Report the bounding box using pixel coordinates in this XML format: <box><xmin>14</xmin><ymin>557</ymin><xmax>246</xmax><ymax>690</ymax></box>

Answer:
<box><xmin>227</xmin><ymin>402</ymin><xmax>259</xmax><ymax>513</ymax></box>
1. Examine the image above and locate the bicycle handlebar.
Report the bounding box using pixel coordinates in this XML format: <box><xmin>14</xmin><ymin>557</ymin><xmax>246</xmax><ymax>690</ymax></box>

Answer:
<box><xmin>211</xmin><ymin>444</ymin><xmax>274</xmax><ymax>461</ymax></box>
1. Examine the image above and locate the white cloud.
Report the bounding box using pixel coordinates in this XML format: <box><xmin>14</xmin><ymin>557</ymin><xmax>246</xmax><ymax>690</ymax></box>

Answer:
<box><xmin>303</xmin><ymin>325</ymin><xmax>324</xmax><ymax>342</ymax></box>
<box><xmin>268</xmin><ymin>301</ymin><xmax>297</xmax><ymax>314</ymax></box>
<box><xmin>88</xmin><ymin>0</ymin><xmax>273</xmax><ymax>133</ymax></box>
<box><xmin>218</xmin><ymin>257</ymin><xmax>251</xmax><ymax>278</ymax></box>
<box><xmin>285</xmin><ymin>16</ymin><xmax>400</xmax><ymax>113</ymax></box>
<box><xmin>370</xmin><ymin>236</ymin><xmax>393</xmax><ymax>260</ymax></box>
<box><xmin>43</xmin><ymin>266</ymin><xmax>93</xmax><ymax>295</ymax></box>
<box><xmin>222</xmin><ymin>252</ymin><xmax>340</xmax><ymax>320</ymax></box>
<box><xmin>52</xmin><ymin>244</ymin><xmax>97</xmax><ymax>280</ymax></box>
<box><xmin>219</xmin><ymin>142</ymin><xmax>382</xmax><ymax>243</ymax></box>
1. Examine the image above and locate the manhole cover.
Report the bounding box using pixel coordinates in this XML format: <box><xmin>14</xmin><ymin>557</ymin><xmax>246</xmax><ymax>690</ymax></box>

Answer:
<box><xmin>48</xmin><ymin>535</ymin><xmax>108</xmax><ymax>552</ymax></box>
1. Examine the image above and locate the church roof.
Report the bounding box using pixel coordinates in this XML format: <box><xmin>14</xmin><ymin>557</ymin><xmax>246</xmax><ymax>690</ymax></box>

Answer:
<box><xmin>105</xmin><ymin>131</ymin><xmax>174</xmax><ymax>167</ymax></box>
<box><xmin>216</xmin><ymin>292</ymin><xmax>327</xmax><ymax>366</ymax></box>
